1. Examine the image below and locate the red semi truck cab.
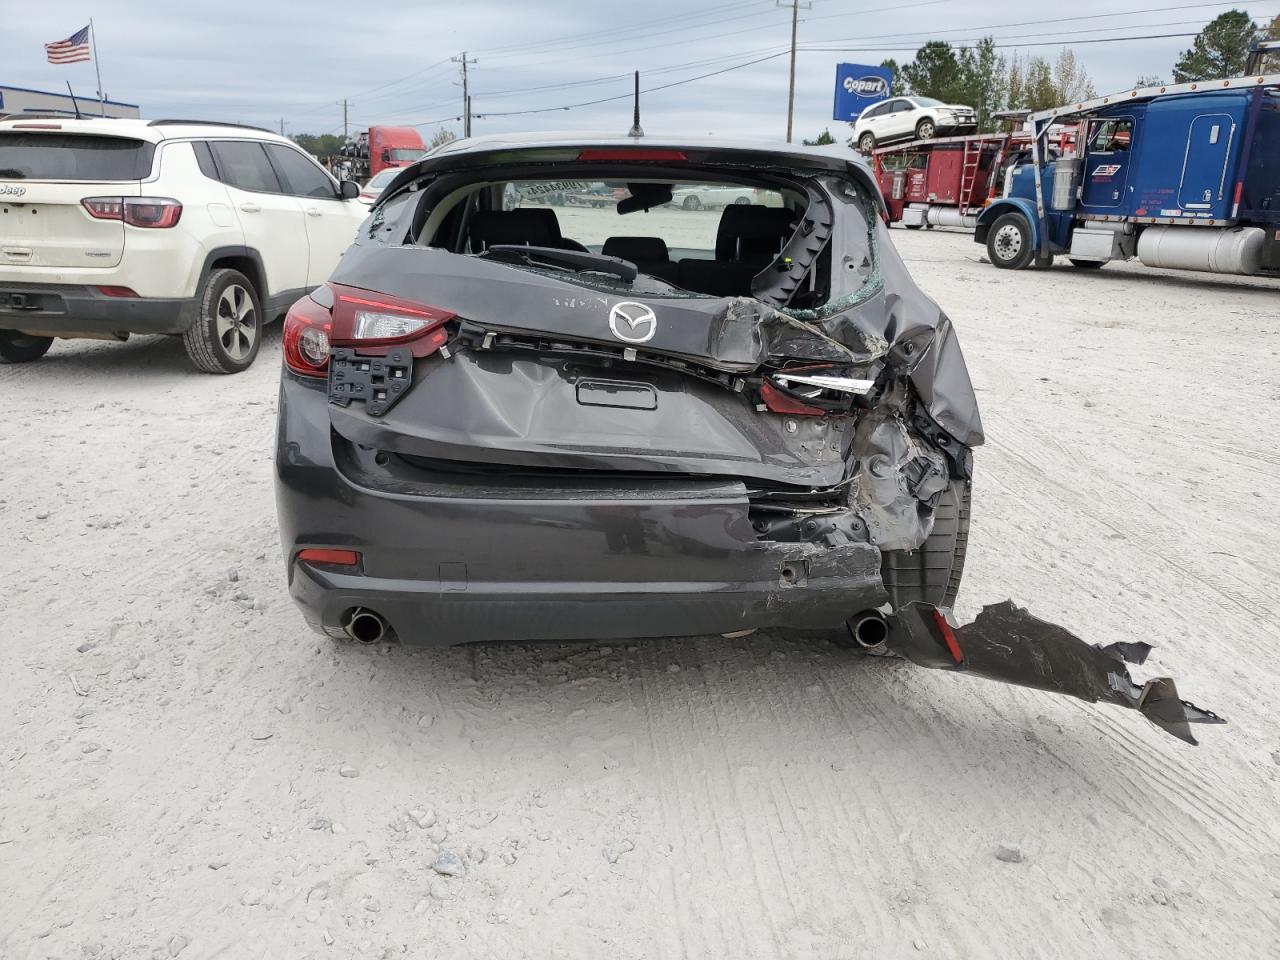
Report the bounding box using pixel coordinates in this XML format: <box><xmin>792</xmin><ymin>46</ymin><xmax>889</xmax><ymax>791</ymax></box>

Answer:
<box><xmin>368</xmin><ymin>126</ymin><xmax>426</xmax><ymax>176</ymax></box>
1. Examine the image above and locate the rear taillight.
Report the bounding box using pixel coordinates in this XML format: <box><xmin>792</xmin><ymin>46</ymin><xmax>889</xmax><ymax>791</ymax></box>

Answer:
<box><xmin>760</xmin><ymin>381</ymin><xmax>827</xmax><ymax>417</ymax></box>
<box><xmin>329</xmin><ymin>283</ymin><xmax>454</xmax><ymax>357</ymax></box>
<box><xmin>282</xmin><ymin>294</ymin><xmax>334</xmax><ymax>378</ymax></box>
<box><xmin>282</xmin><ymin>283</ymin><xmax>456</xmax><ymax>378</ymax></box>
<box><xmin>81</xmin><ymin>196</ymin><xmax>182</xmax><ymax>228</ymax></box>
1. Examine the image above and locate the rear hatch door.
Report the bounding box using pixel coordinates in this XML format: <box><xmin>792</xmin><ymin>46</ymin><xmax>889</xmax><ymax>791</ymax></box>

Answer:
<box><xmin>326</xmin><ymin>248</ymin><xmax>862</xmax><ymax>486</ymax></box>
<box><xmin>0</xmin><ymin>130</ymin><xmax>151</xmax><ymax>269</ymax></box>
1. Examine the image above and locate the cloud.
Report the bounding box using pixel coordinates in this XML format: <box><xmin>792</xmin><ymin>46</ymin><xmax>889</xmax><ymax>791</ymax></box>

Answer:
<box><xmin>5</xmin><ymin>0</ymin><xmax>1201</xmax><ymax>141</ymax></box>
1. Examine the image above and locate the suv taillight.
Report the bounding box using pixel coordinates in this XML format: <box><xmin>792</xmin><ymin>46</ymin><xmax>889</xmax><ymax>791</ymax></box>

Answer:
<box><xmin>82</xmin><ymin>196</ymin><xmax>183</xmax><ymax>228</ymax></box>
<box><xmin>282</xmin><ymin>283</ymin><xmax>456</xmax><ymax>379</ymax></box>
<box><xmin>283</xmin><ymin>294</ymin><xmax>333</xmax><ymax>378</ymax></box>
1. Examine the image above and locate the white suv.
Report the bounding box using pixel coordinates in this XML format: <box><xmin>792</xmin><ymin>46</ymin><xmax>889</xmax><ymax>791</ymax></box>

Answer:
<box><xmin>852</xmin><ymin>96</ymin><xmax>978</xmax><ymax>153</ymax></box>
<box><xmin>0</xmin><ymin>118</ymin><xmax>367</xmax><ymax>372</ymax></box>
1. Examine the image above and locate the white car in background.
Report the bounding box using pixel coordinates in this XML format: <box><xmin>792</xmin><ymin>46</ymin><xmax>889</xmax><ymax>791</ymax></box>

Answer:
<box><xmin>853</xmin><ymin>96</ymin><xmax>978</xmax><ymax>152</ymax></box>
<box><xmin>358</xmin><ymin>166</ymin><xmax>402</xmax><ymax>205</ymax></box>
<box><xmin>670</xmin><ymin>183</ymin><xmax>762</xmax><ymax>210</ymax></box>
<box><xmin>0</xmin><ymin>118</ymin><xmax>367</xmax><ymax>372</ymax></box>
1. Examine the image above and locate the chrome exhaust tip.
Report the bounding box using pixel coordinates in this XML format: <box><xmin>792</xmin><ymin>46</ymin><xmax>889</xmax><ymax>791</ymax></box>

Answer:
<box><xmin>850</xmin><ymin>611</ymin><xmax>889</xmax><ymax>649</ymax></box>
<box><xmin>342</xmin><ymin>607</ymin><xmax>387</xmax><ymax>645</ymax></box>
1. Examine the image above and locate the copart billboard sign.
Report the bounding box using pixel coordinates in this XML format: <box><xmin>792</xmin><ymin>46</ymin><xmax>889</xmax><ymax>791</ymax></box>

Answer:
<box><xmin>833</xmin><ymin>63</ymin><xmax>893</xmax><ymax>121</ymax></box>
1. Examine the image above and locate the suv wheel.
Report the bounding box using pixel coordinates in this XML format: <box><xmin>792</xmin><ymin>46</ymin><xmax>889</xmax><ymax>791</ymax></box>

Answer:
<box><xmin>682</xmin><ymin>194</ymin><xmax>702</xmax><ymax>210</ymax></box>
<box><xmin>915</xmin><ymin>119</ymin><xmax>936</xmax><ymax>140</ymax></box>
<box><xmin>183</xmin><ymin>268</ymin><xmax>263</xmax><ymax>374</ymax></box>
<box><xmin>857</xmin><ymin>132</ymin><xmax>876</xmax><ymax>153</ymax></box>
<box><xmin>0</xmin><ymin>330</ymin><xmax>53</xmax><ymax>364</ymax></box>
<box><xmin>986</xmin><ymin>212</ymin><xmax>1034</xmax><ymax>270</ymax></box>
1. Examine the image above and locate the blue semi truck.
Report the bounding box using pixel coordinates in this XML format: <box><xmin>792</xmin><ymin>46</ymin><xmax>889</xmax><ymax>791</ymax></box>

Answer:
<box><xmin>975</xmin><ymin>72</ymin><xmax>1280</xmax><ymax>277</ymax></box>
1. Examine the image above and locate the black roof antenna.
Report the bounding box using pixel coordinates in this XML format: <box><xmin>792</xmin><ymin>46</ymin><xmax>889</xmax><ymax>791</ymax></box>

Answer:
<box><xmin>628</xmin><ymin>71</ymin><xmax>643</xmax><ymax>138</ymax></box>
<box><xmin>66</xmin><ymin>82</ymin><xmax>83</xmax><ymax>119</ymax></box>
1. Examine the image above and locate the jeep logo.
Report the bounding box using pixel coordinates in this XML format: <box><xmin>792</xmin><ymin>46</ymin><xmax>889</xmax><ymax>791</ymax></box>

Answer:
<box><xmin>843</xmin><ymin>76</ymin><xmax>888</xmax><ymax>97</ymax></box>
<box><xmin>0</xmin><ymin>184</ymin><xmax>27</xmax><ymax>198</ymax></box>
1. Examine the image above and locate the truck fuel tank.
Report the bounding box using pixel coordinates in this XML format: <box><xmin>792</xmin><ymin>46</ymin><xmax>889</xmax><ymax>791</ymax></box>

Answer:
<box><xmin>1137</xmin><ymin>225</ymin><xmax>1265</xmax><ymax>275</ymax></box>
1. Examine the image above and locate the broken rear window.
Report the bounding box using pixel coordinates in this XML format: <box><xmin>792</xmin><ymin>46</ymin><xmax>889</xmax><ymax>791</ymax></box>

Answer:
<box><xmin>408</xmin><ymin>168</ymin><xmax>878</xmax><ymax>312</ymax></box>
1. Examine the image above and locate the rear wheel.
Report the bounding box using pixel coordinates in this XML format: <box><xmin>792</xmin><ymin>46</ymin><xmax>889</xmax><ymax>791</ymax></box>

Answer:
<box><xmin>857</xmin><ymin>132</ymin><xmax>876</xmax><ymax>153</ymax></box>
<box><xmin>986</xmin><ymin>212</ymin><xmax>1034</xmax><ymax>270</ymax></box>
<box><xmin>183</xmin><ymin>268</ymin><xmax>262</xmax><ymax>374</ymax></box>
<box><xmin>1069</xmin><ymin>258</ymin><xmax>1106</xmax><ymax>269</ymax></box>
<box><xmin>0</xmin><ymin>330</ymin><xmax>53</xmax><ymax>363</ymax></box>
<box><xmin>881</xmin><ymin>478</ymin><xmax>971</xmax><ymax>609</ymax></box>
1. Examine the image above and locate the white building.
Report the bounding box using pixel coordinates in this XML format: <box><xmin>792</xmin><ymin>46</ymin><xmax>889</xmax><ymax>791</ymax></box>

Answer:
<box><xmin>0</xmin><ymin>84</ymin><xmax>139</xmax><ymax>120</ymax></box>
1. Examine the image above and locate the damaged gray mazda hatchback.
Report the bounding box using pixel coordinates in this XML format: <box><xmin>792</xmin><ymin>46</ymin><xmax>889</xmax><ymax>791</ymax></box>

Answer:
<box><xmin>274</xmin><ymin>134</ymin><xmax>1221</xmax><ymax>744</ymax></box>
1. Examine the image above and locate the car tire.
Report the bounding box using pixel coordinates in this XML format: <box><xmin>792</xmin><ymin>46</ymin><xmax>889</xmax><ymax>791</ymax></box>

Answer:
<box><xmin>683</xmin><ymin>195</ymin><xmax>702</xmax><ymax>211</ymax></box>
<box><xmin>0</xmin><ymin>329</ymin><xmax>53</xmax><ymax>363</ymax></box>
<box><xmin>858</xmin><ymin>132</ymin><xmax>876</xmax><ymax>153</ymax></box>
<box><xmin>880</xmin><ymin>478</ymin><xmax>971</xmax><ymax>609</ymax></box>
<box><xmin>1069</xmin><ymin>258</ymin><xmax>1106</xmax><ymax>269</ymax></box>
<box><xmin>183</xmin><ymin>268</ymin><xmax>263</xmax><ymax>374</ymax></box>
<box><xmin>733</xmin><ymin>195</ymin><xmax>752</xmax><ymax>205</ymax></box>
<box><xmin>916</xmin><ymin>119</ymin><xmax>936</xmax><ymax>140</ymax></box>
<box><xmin>986</xmin><ymin>212</ymin><xmax>1034</xmax><ymax>270</ymax></box>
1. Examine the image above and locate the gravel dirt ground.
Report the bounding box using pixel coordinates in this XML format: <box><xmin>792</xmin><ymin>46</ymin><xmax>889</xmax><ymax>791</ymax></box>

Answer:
<box><xmin>2</xmin><ymin>227</ymin><xmax>1278</xmax><ymax>960</ymax></box>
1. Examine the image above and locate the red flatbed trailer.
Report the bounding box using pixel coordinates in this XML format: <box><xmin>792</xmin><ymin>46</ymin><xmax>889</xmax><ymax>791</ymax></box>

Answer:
<box><xmin>873</xmin><ymin>125</ymin><xmax>1076</xmax><ymax>229</ymax></box>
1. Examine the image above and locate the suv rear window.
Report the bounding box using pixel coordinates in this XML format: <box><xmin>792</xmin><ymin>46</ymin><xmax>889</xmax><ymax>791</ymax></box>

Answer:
<box><xmin>0</xmin><ymin>133</ymin><xmax>155</xmax><ymax>181</ymax></box>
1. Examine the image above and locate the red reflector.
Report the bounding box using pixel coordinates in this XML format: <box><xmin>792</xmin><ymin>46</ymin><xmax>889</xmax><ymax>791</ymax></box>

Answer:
<box><xmin>932</xmin><ymin>608</ymin><xmax>964</xmax><ymax>664</ymax></box>
<box><xmin>297</xmin><ymin>548</ymin><xmax>360</xmax><ymax>566</ymax></box>
<box><xmin>97</xmin><ymin>286</ymin><xmax>139</xmax><ymax>298</ymax></box>
<box><xmin>576</xmin><ymin>148</ymin><xmax>687</xmax><ymax>162</ymax></box>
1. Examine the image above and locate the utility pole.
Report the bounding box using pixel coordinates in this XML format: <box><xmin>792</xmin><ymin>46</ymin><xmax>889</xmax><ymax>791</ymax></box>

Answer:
<box><xmin>452</xmin><ymin>52</ymin><xmax>478</xmax><ymax>137</ymax></box>
<box><xmin>338</xmin><ymin>99</ymin><xmax>349</xmax><ymax>141</ymax></box>
<box><xmin>778</xmin><ymin>0</ymin><xmax>810</xmax><ymax>142</ymax></box>
<box><xmin>279</xmin><ymin>118</ymin><xmax>285</xmax><ymax>136</ymax></box>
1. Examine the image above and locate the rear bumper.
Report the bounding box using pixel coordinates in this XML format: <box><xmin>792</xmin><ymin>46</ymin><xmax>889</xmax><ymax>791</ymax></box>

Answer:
<box><xmin>275</xmin><ymin>374</ymin><xmax>887</xmax><ymax>645</ymax></box>
<box><xmin>0</xmin><ymin>282</ymin><xmax>198</xmax><ymax>336</ymax></box>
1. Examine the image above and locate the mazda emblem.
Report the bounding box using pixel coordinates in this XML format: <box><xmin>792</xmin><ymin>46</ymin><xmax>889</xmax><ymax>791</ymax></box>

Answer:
<box><xmin>608</xmin><ymin>301</ymin><xmax>657</xmax><ymax>344</ymax></box>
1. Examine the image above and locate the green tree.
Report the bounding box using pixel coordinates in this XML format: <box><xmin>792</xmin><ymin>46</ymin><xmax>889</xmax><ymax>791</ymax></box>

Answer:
<box><xmin>900</xmin><ymin>42</ymin><xmax>963</xmax><ymax>100</ymax></box>
<box><xmin>803</xmin><ymin>129</ymin><xmax>836</xmax><ymax>146</ymax></box>
<box><xmin>1052</xmin><ymin>49</ymin><xmax>1095</xmax><ymax>103</ymax></box>
<box><xmin>1261</xmin><ymin>15</ymin><xmax>1280</xmax><ymax>72</ymax></box>
<box><xmin>291</xmin><ymin>133</ymin><xmax>346</xmax><ymax>157</ymax></box>
<box><xmin>1003</xmin><ymin>51</ymin><xmax>1094</xmax><ymax>111</ymax></box>
<box><xmin>1172</xmin><ymin>10</ymin><xmax>1257</xmax><ymax>81</ymax></box>
<box><xmin>955</xmin><ymin>37</ymin><xmax>1007</xmax><ymax>130</ymax></box>
<box><xmin>879</xmin><ymin>57</ymin><xmax>905</xmax><ymax>95</ymax></box>
<box><xmin>429</xmin><ymin>127</ymin><xmax>458</xmax><ymax>149</ymax></box>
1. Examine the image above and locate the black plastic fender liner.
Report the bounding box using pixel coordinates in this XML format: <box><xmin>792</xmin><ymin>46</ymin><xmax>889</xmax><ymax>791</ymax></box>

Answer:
<box><xmin>887</xmin><ymin>600</ymin><xmax>1225</xmax><ymax>745</ymax></box>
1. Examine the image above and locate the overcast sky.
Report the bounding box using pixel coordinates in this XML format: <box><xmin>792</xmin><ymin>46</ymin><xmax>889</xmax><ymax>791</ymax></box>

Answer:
<box><xmin>4</xmin><ymin>1</ymin><xmax>1271</xmax><ymax>141</ymax></box>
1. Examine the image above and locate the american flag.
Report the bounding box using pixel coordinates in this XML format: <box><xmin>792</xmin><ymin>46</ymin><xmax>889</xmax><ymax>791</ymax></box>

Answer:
<box><xmin>45</xmin><ymin>25</ymin><xmax>92</xmax><ymax>64</ymax></box>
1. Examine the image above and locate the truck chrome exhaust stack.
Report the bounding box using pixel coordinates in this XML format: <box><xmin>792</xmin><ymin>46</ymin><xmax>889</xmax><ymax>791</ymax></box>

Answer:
<box><xmin>343</xmin><ymin>608</ymin><xmax>388</xmax><ymax>644</ymax></box>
